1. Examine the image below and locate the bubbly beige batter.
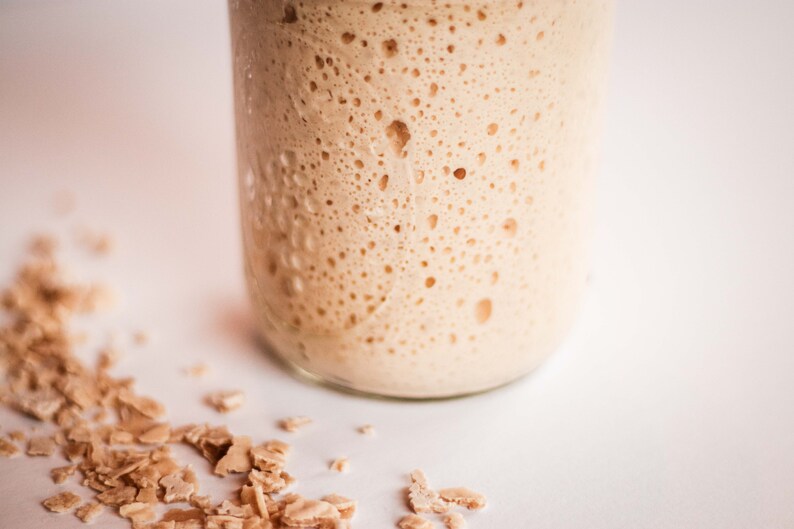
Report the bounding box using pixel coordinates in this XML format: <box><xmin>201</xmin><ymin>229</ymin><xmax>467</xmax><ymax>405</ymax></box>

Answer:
<box><xmin>230</xmin><ymin>0</ymin><xmax>613</xmax><ymax>397</ymax></box>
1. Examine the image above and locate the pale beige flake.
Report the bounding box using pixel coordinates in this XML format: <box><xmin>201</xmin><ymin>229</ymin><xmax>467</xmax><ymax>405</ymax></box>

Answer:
<box><xmin>75</xmin><ymin>501</ymin><xmax>104</xmax><ymax>523</ymax></box>
<box><xmin>76</xmin><ymin>227</ymin><xmax>114</xmax><ymax>256</ymax></box>
<box><xmin>29</xmin><ymin>233</ymin><xmax>58</xmax><ymax>256</ymax></box>
<box><xmin>250</xmin><ymin>443</ymin><xmax>287</xmax><ymax>472</ymax></box>
<box><xmin>139</xmin><ymin>423</ymin><xmax>171</xmax><ymax>444</ymax></box>
<box><xmin>278</xmin><ymin>416</ymin><xmax>312</xmax><ymax>433</ymax></box>
<box><xmin>281</xmin><ymin>496</ymin><xmax>340</xmax><ymax>528</ymax></box>
<box><xmin>43</xmin><ymin>491</ymin><xmax>82</xmax><ymax>513</ymax></box>
<box><xmin>132</xmin><ymin>330</ymin><xmax>149</xmax><ymax>345</ymax></box>
<box><xmin>443</xmin><ymin>512</ymin><xmax>466</xmax><ymax>529</ymax></box>
<box><xmin>215</xmin><ymin>436</ymin><xmax>252</xmax><ymax>476</ymax></box>
<box><xmin>9</xmin><ymin>430</ymin><xmax>25</xmax><ymax>441</ymax></box>
<box><xmin>409</xmin><ymin>469</ymin><xmax>448</xmax><ymax>514</ymax></box>
<box><xmin>263</xmin><ymin>439</ymin><xmax>291</xmax><ymax>456</ymax></box>
<box><xmin>186</xmin><ymin>363</ymin><xmax>209</xmax><ymax>377</ymax></box>
<box><xmin>329</xmin><ymin>456</ymin><xmax>350</xmax><ymax>473</ymax></box>
<box><xmin>357</xmin><ymin>424</ymin><xmax>375</xmax><ymax>436</ymax></box>
<box><xmin>398</xmin><ymin>513</ymin><xmax>435</xmax><ymax>529</ymax></box>
<box><xmin>248</xmin><ymin>468</ymin><xmax>295</xmax><ymax>494</ymax></box>
<box><xmin>27</xmin><ymin>435</ymin><xmax>57</xmax><ymax>456</ymax></box>
<box><xmin>52</xmin><ymin>464</ymin><xmax>78</xmax><ymax>484</ymax></box>
<box><xmin>119</xmin><ymin>501</ymin><xmax>155</xmax><ymax>522</ymax></box>
<box><xmin>207</xmin><ymin>390</ymin><xmax>245</xmax><ymax>413</ymax></box>
<box><xmin>206</xmin><ymin>514</ymin><xmax>246</xmax><ymax>529</ymax></box>
<box><xmin>161</xmin><ymin>471</ymin><xmax>196</xmax><ymax>503</ymax></box>
<box><xmin>0</xmin><ymin>437</ymin><xmax>19</xmax><ymax>457</ymax></box>
<box><xmin>322</xmin><ymin>494</ymin><xmax>356</xmax><ymax>519</ymax></box>
<box><xmin>438</xmin><ymin>488</ymin><xmax>486</xmax><ymax>511</ymax></box>
<box><xmin>96</xmin><ymin>484</ymin><xmax>137</xmax><ymax>506</ymax></box>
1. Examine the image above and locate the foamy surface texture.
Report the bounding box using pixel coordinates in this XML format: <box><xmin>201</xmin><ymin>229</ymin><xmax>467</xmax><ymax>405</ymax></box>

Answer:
<box><xmin>230</xmin><ymin>0</ymin><xmax>613</xmax><ymax>397</ymax></box>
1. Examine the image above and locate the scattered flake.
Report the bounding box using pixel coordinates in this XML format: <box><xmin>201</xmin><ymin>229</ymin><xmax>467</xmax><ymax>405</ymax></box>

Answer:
<box><xmin>263</xmin><ymin>439</ymin><xmax>290</xmax><ymax>456</ymax></box>
<box><xmin>0</xmin><ymin>437</ymin><xmax>20</xmax><ymax>457</ymax></box>
<box><xmin>161</xmin><ymin>471</ymin><xmax>196</xmax><ymax>503</ymax></box>
<box><xmin>215</xmin><ymin>436</ymin><xmax>252</xmax><ymax>476</ymax></box>
<box><xmin>119</xmin><ymin>501</ymin><xmax>155</xmax><ymax>523</ymax></box>
<box><xmin>216</xmin><ymin>499</ymin><xmax>254</xmax><ymax>518</ymax></box>
<box><xmin>207</xmin><ymin>514</ymin><xmax>246</xmax><ymax>529</ymax></box>
<box><xmin>137</xmin><ymin>486</ymin><xmax>158</xmax><ymax>504</ymax></box>
<box><xmin>357</xmin><ymin>424</ymin><xmax>375</xmax><ymax>436</ymax></box>
<box><xmin>185</xmin><ymin>363</ymin><xmax>209</xmax><ymax>377</ymax></box>
<box><xmin>249</xmin><ymin>468</ymin><xmax>295</xmax><ymax>494</ymax></box>
<box><xmin>443</xmin><ymin>512</ymin><xmax>466</xmax><ymax>529</ymax></box>
<box><xmin>251</xmin><ymin>443</ymin><xmax>287</xmax><ymax>472</ymax></box>
<box><xmin>52</xmin><ymin>464</ymin><xmax>78</xmax><ymax>484</ymax></box>
<box><xmin>132</xmin><ymin>330</ymin><xmax>149</xmax><ymax>345</ymax></box>
<box><xmin>118</xmin><ymin>390</ymin><xmax>165</xmax><ymax>419</ymax></box>
<box><xmin>398</xmin><ymin>514</ymin><xmax>435</xmax><ymax>529</ymax></box>
<box><xmin>43</xmin><ymin>491</ymin><xmax>82</xmax><ymax>513</ymax></box>
<box><xmin>281</xmin><ymin>497</ymin><xmax>340</xmax><ymax>528</ymax></box>
<box><xmin>322</xmin><ymin>494</ymin><xmax>356</xmax><ymax>519</ymax></box>
<box><xmin>183</xmin><ymin>424</ymin><xmax>233</xmax><ymax>464</ymax></box>
<box><xmin>409</xmin><ymin>469</ymin><xmax>448</xmax><ymax>514</ymax></box>
<box><xmin>96</xmin><ymin>484</ymin><xmax>137</xmax><ymax>506</ymax></box>
<box><xmin>30</xmin><ymin>233</ymin><xmax>58</xmax><ymax>256</ymax></box>
<box><xmin>438</xmin><ymin>488</ymin><xmax>486</xmax><ymax>511</ymax></box>
<box><xmin>9</xmin><ymin>430</ymin><xmax>26</xmax><ymax>441</ymax></box>
<box><xmin>97</xmin><ymin>346</ymin><xmax>121</xmax><ymax>370</ymax></box>
<box><xmin>76</xmin><ymin>227</ymin><xmax>115</xmax><ymax>256</ymax></box>
<box><xmin>207</xmin><ymin>390</ymin><xmax>245</xmax><ymax>413</ymax></box>
<box><xmin>162</xmin><ymin>507</ymin><xmax>205</xmax><ymax>522</ymax></box>
<box><xmin>27</xmin><ymin>435</ymin><xmax>57</xmax><ymax>456</ymax></box>
<box><xmin>75</xmin><ymin>501</ymin><xmax>104</xmax><ymax>523</ymax></box>
<box><xmin>139</xmin><ymin>423</ymin><xmax>171</xmax><ymax>444</ymax></box>
<box><xmin>329</xmin><ymin>456</ymin><xmax>350</xmax><ymax>473</ymax></box>
<box><xmin>278</xmin><ymin>416</ymin><xmax>312</xmax><ymax>433</ymax></box>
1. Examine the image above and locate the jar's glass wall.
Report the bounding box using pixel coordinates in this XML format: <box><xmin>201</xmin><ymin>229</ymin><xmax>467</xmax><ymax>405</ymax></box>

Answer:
<box><xmin>230</xmin><ymin>0</ymin><xmax>613</xmax><ymax>398</ymax></box>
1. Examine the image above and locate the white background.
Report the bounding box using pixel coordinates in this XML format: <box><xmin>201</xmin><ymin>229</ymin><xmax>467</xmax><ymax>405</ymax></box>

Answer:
<box><xmin>1</xmin><ymin>1</ymin><xmax>793</xmax><ymax>528</ymax></box>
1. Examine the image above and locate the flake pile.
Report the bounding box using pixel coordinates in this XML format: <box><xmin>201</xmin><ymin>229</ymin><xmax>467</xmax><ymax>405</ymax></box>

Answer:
<box><xmin>0</xmin><ymin>242</ymin><xmax>357</xmax><ymax>528</ymax></box>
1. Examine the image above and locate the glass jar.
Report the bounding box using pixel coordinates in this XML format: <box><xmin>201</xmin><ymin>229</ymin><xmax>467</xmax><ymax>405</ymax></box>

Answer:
<box><xmin>229</xmin><ymin>0</ymin><xmax>613</xmax><ymax>398</ymax></box>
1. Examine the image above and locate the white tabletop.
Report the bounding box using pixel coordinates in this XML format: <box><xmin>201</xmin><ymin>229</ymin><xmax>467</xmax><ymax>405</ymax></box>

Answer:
<box><xmin>1</xmin><ymin>1</ymin><xmax>793</xmax><ymax>528</ymax></box>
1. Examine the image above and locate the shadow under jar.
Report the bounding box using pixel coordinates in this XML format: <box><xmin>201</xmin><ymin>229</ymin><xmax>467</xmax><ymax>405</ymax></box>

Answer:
<box><xmin>229</xmin><ymin>0</ymin><xmax>613</xmax><ymax>399</ymax></box>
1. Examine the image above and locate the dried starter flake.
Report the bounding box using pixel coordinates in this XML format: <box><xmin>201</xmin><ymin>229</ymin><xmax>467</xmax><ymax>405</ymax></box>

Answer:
<box><xmin>251</xmin><ymin>444</ymin><xmax>287</xmax><ymax>471</ymax></box>
<box><xmin>9</xmin><ymin>430</ymin><xmax>25</xmax><ymax>441</ymax></box>
<box><xmin>408</xmin><ymin>469</ymin><xmax>448</xmax><ymax>514</ymax></box>
<box><xmin>278</xmin><ymin>416</ymin><xmax>312</xmax><ymax>433</ymax></box>
<box><xmin>96</xmin><ymin>484</ymin><xmax>137</xmax><ymax>506</ymax></box>
<box><xmin>329</xmin><ymin>457</ymin><xmax>350</xmax><ymax>473</ymax></box>
<box><xmin>27</xmin><ymin>434</ymin><xmax>57</xmax><ymax>456</ymax></box>
<box><xmin>161</xmin><ymin>471</ymin><xmax>196</xmax><ymax>503</ymax></box>
<box><xmin>52</xmin><ymin>464</ymin><xmax>78</xmax><ymax>484</ymax></box>
<box><xmin>119</xmin><ymin>501</ymin><xmax>155</xmax><ymax>522</ymax></box>
<box><xmin>263</xmin><ymin>439</ymin><xmax>291</xmax><ymax>456</ymax></box>
<box><xmin>357</xmin><ymin>424</ymin><xmax>375</xmax><ymax>436</ymax></box>
<box><xmin>398</xmin><ymin>514</ymin><xmax>435</xmax><ymax>529</ymax></box>
<box><xmin>139</xmin><ymin>423</ymin><xmax>171</xmax><ymax>444</ymax></box>
<box><xmin>207</xmin><ymin>390</ymin><xmax>245</xmax><ymax>413</ymax></box>
<box><xmin>43</xmin><ymin>491</ymin><xmax>82</xmax><ymax>513</ymax></box>
<box><xmin>215</xmin><ymin>435</ymin><xmax>253</xmax><ymax>476</ymax></box>
<box><xmin>438</xmin><ymin>488</ymin><xmax>486</xmax><ymax>511</ymax></box>
<box><xmin>249</xmin><ymin>468</ymin><xmax>295</xmax><ymax>494</ymax></box>
<box><xmin>281</xmin><ymin>497</ymin><xmax>341</xmax><ymax>528</ymax></box>
<box><xmin>443</xmin><ymin>512</ymin><xmax>466</xmax><ymax>529</ymax></box>
<box><xmin>0</xmin><ymin>436</ymin><xmax>20</xmax><ymax>457</ymax></box>
<box><xmin>322</xmin><ymin>494</ymin><xmax>356</xmax><ymax>519</ymax></box>
<box><xmin>75</xmin><ymin>501</ymin><xmax>104</xmax><ymax>522</ymax></box>
<box><xmin>186</xmin><ymin>363</ymin><xmax>209</xmax><ymax>377</ymax></box>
